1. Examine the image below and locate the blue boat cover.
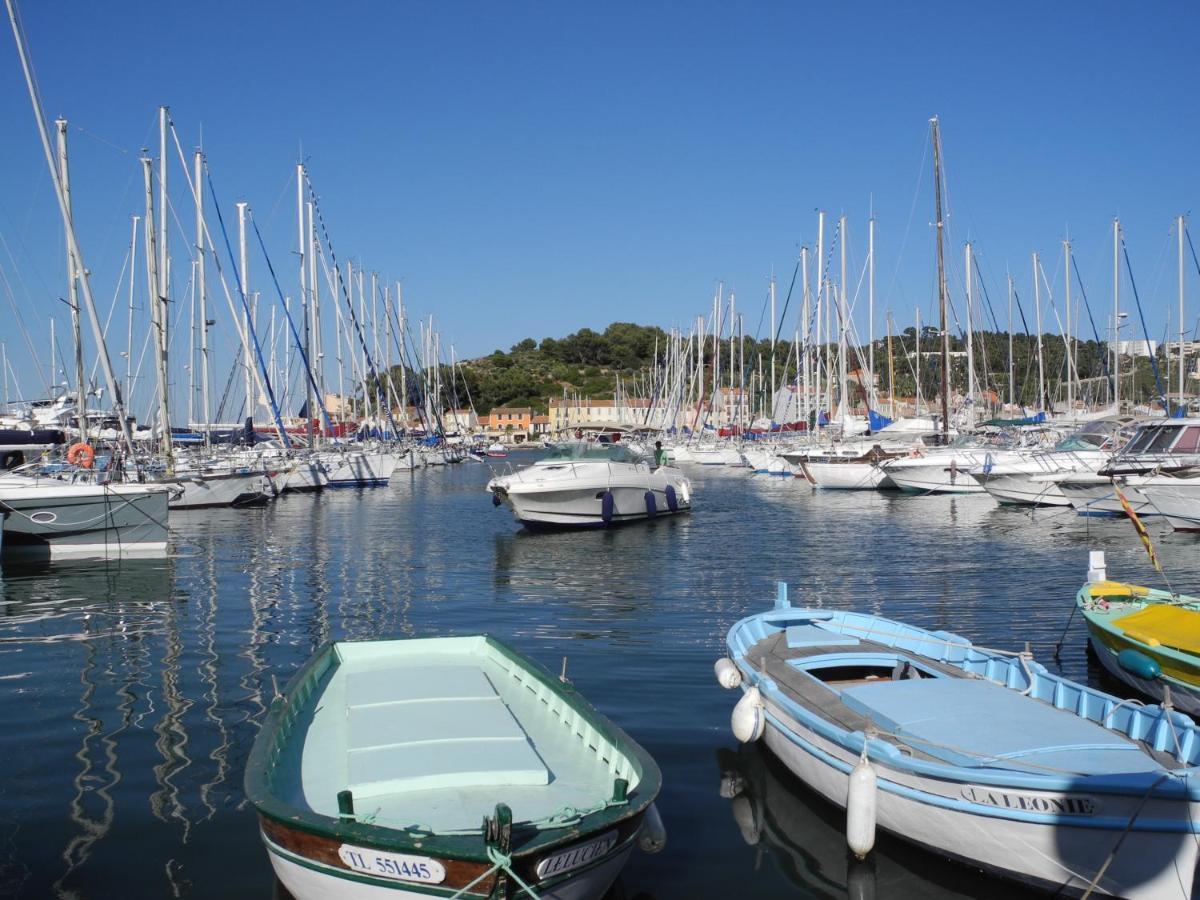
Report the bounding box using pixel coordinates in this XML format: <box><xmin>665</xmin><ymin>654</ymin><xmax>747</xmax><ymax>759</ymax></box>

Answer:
<box><xmin>839</xmin><ymin>678</ymin><xmax>1162</xmax><ymax>775</ymax></box>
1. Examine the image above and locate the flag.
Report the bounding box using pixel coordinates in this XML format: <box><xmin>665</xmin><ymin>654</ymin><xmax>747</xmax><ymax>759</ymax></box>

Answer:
<box><xmin>1113</xmin><ymin>482</ymin><xmax>1163</xmax><ymax>575</ymax></box>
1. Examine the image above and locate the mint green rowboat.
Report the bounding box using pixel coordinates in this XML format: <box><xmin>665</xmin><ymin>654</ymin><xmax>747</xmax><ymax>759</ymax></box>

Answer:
<box><xmin>245</xmin><ymin>635</ymin><xmax>663</xmax><ymax>899</ymax></box>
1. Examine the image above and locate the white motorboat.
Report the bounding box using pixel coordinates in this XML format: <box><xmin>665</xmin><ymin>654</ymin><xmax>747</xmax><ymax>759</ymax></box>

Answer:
<box><xmin>487</xmin><ymin>442</ymin><xmax>691</xmax><ymax>528</ymax></box>
<box><xmin>972</xmin><ymin>418</ymin><xmax>1136</xmax><ymax>507</ymax></box>
<box><xmin>1139</xmin><ymin>472</ymin><xmax>1200</xmax><ymax>531</ymax></box>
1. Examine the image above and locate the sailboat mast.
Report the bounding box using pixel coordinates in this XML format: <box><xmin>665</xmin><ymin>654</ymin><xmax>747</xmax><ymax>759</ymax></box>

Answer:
<box><xmin>1007</xmin><ymin>274</ymin><xmax>1014</xmax><ymax>410</ymax></box>
<box><xmin>769</xmin><ymin>273</ymin><xmax>776</xmax><ymax>411</ymax></box>
<box><xmin>838</xmin><ymin>215</ymin><xmax>848</xmax><ymax>425</ymax></box>
<box><xmin>195</xmin><ymin>151</ymin><xmax>210</xmax><ymax>448</ymax></box>
<box><xmin>298</xmin><ymin>163</ymin><xmax>312</xmax><ymax>447</ymax></box>
<box><xmin>237</xmin><ymin>202</ymin><xmax>254</xmax><ymax>426</ymax></box>
<box><xmin>1033</xmin><ymin>253</ymin><xmax>1046</xmax><ymax>412</ymax></box>
<box><xmin>127</xmin><ymin>215</ymin><xmax>138</xmax><ymax>407</ymax></box>
<box><xmin>886</xmin><ymin>313</ymin><xmax>896</xmax><ymax>419</ymax></box>
<box><xmin>55</xmin><ymin>118</ymin><xmax>88</xmax><ymax>441</ymax></box>
<box><xmin>800</xmin><ymin>246</ymin><xmax>810</xmax><ymax>428</ymax></box>
<box><xmin>1113</xmin><ymin>217</ymin><xmax>1121</xmax><ymax>411</ymax></box>
<box><xmin>7</xmin><ymin>0</ymin><xmax>135</xmax><ymax>452</ymax></box>
<box><xmin>965</xmin><ymin>242</ymin><xmax>975</xmax><ymax>426</ymax></box>
<box><xmin>1064</xmin><ymin>239</ymin><xmax>1074</xmax><ymax>417</ymax></box>
<box><xmin>868</xmin><ymin>212</ymin><xmax>875</xmax><ymax>408</ymax></box>
<box><xmin>930</xmin><ymin>116</ymin><xmax>950</xmax><ymax>440</ymax></box>
<box><xmin>142</xmin><ymin>156</ymin><xmax>171</xmax><ymax>463</ymax></box>
<box><xmin>1180</xmin><ymin>215</ymin><xmax>1187</xmax><ymax>413</ymax></box>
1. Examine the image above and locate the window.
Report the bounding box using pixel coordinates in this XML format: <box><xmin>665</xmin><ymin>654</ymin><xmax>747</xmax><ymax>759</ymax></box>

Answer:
<box><xmin>1147</xmin><ymin>426</ymin><xmax>1183</xmax><ymax>453</ymax></box>
<box><xmin>1172</xmin><ymin>426</ymin><xmax>1200</xmax><ymax>454</ymax></box>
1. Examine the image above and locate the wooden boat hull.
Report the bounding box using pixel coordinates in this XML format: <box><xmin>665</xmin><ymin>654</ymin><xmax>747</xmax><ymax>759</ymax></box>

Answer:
<box><xmin>259</xmin><ymin>813</ymin><xmax>642</xmax><ymax>899</ymax></box>
<box><xmin>758</xmin><ymin>712</ymin><xmax>1199</xmax><ymax>898</ymax></box>
<box><xmin>1077</xmin><ymin>581</ymin><xmax>1200</xmax><ymax>715</ymax></box>
<box><xmin>246</xmin><ymin>636</ymin><xmax>662</xmax><ymax>900</ymax></box>
<box><xmin>725</xmin><ymin>600</ymin><xmax>1200</xmax><ymax>898</ymax></box>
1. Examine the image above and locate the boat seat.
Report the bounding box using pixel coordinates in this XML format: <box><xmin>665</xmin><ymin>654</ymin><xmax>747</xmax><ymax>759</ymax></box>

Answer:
<box><xmin>785</xmin><ymin>624</ymin><xmax>860</xmax><ymax>649</ymax></box>
<box><xmin>1112</xmin><ymin>605</ymin><xmax>1200</xmax><ymax>655</ymax></box>
<box><xmin>840</xmin><ymin>678</ymin><xmax>1163</xmax><ymax>775</ymax></box>
<box><xmin>343</xmin><ymin>665</ymin><xmax>550</xmax><ymax>799</ymax></box>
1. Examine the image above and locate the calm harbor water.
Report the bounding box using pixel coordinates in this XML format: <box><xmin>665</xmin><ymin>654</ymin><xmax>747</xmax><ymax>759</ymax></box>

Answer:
<box><xmin>2</xmin><ymin>458</ymin><xmax>1199</xmax><ymax>899</ymax></box>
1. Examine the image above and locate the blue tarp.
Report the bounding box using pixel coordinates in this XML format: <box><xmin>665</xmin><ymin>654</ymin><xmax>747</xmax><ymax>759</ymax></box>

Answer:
<box><xmin>868</xmin><ymin>409</ymin><xmax>894</xmax><ymax>431</ymax></box>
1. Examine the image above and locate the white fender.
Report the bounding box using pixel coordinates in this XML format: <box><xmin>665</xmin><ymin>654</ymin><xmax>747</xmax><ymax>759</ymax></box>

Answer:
<box><xmin>714</xmin><ymin>657</ymin><xmax>742</xmax><ymax>690</ymax></box>
<box><xmin>637</xmin><ymin>802</ymin><xmax>666</xmax><ymax>854</ymax></box>
<box><xmin>846</xmin><ymin>750</ymin><xmax>877</xmax><ymax>860</ymax></box>
<box><xmin>731</xmin><ymin>686</ymin><xmax>765</xmax><ymax>743</ymax></box>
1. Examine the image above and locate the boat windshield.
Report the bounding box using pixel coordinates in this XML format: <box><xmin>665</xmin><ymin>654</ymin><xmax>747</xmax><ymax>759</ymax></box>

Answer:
<box><xmin>1055</xmin><ymin>431</ymin><xmax>1110</xmax><ymax>451</ymax></box>
<box><xmin>543</xmin><ymin>442</ymin><xmax>642</xmax><ymax>463</ymax></box>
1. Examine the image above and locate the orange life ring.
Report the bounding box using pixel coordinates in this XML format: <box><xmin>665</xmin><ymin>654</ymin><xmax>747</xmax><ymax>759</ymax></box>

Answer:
<box><xmin>66</xmin><ymin>442</ymin><xmax>95</xmax><ymax>468</ymax></box>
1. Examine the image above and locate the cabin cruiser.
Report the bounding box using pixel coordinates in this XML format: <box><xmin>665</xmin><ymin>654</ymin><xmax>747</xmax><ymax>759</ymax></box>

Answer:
<box><xmin>879</xmin><ymin>427</ymin><xmax>1060</xmax><ymax>495</ymax></box>
<box><xmin>1054</xmin><ymin>418</ymin><xmax>1200</xmax><ymax>516</ymax></box>
<box><xmin>971</xmin><ymin>416</ymin><xmax>1136</xmax><ymax>507</ymax></box>
<box><xmin>487</xmin><ymin>441</ymin><xmax>691</xmax><ymax>528</ymax></box>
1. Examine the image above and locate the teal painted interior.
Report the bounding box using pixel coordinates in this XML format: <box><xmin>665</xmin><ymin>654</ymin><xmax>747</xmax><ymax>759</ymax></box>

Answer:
<box><xmin>269</xmin><ymin>636</ymin><xmax>639</xmax><ymax>834</ymax></box>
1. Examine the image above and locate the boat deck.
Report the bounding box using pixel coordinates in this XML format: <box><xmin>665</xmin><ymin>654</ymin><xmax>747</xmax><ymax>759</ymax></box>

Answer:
<box><xmin>745</xmin><ymin>629</ymin><xmax>1172</xmax><ymax>774</ymax></box>
<box><xmin>278</xmin><ymin>638</ymin><xmax>636</xmax><ymax>834</ymax></box>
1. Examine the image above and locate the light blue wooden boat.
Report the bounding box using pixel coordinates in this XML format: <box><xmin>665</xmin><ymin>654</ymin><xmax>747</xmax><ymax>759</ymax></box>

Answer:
<box><xmin>246</xmin><ymin>635</ymin><xmax>661</xmax><ymax>899</ymax></box>
<box><xmin>719</xmin><ymin>584</ymin><xmax>1200</xmax><ymax>898</ymax></box>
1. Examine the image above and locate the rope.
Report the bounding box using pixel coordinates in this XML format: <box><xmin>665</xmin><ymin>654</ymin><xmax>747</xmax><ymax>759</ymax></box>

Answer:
<box><xmin>445</xmin><ymin>845</ymin><xmax>544</xmax><ymax>900</ymax></box>
<box><xmin>1079</xmin><ymin>773</ymin><xmax>1170</xmax><ymax>899</ymax></box>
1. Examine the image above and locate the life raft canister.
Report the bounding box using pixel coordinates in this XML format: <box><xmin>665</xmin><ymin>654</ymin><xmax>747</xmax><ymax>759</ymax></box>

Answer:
<box><xmin>66</xmin><ymin>443</ymin><xmax>95</xmax><ymax>468</ymax></box>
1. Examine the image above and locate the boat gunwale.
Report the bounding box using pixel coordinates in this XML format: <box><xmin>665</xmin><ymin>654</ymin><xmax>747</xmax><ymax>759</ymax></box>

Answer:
<box><xmin>1076</xmin><ymin>583</ymin><xmax>1200</xmax><ymax>678</ymax></box>
<box><xmin>244</xmin><ymin>634</ymin><xmax>662</xmax><ymax>862</ymax></box>
<box><xmin>727</xmin><ymin>606</ymin><xmax>1200</xmax><ymax>799</ymax></box>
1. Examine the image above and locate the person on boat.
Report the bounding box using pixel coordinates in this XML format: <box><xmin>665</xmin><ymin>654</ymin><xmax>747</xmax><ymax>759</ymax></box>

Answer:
<box><xmin>654</xmin><ymin>440</ymin><xmax>668</xmax><ymax>467</ymax></box>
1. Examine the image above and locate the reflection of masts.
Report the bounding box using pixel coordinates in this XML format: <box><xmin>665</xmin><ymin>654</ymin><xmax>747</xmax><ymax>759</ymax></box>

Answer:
<box><xmin>149</xmin><ymin>593</ymin><xmax>193</xmax><ymax>840</ymax></box>
<box><xmin>197</xmin><ymin>538</ymin><xmax>231</xmax><ymax>821</ymax></box>
<box><xmin>54</xmin><ymin>639</ymin><xmax>117</xmax><ymax>897</ymax></box>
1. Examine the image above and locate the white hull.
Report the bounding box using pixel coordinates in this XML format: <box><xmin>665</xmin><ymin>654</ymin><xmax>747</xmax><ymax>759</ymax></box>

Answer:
<box><xmin>882</xmin><ymin>460</ymin><xmax>986</xmax><ymax>494</ymax></box>
<box><xmin>1139</xmin><ymin>479</ymin><xmax>1200</xmax><ymax>531</ymax></box>
<box><xmin>759</xmin><ymin>709</ymin><xmax>1199</xmax><ymax>898</ymax></box>
<box><xmin>977</xmin><ymin>472</ymin><xmax>1071</xmax><ymax>506</ymax></box>
<box><xmin>325</xmin><ymin>451</ymin><xmax>400</xmax><ymax>487</ymax></box>
<box><xmin>165</xmin><ymin>470</ymin><xmax>274</xmax><ymax>509</ymax></box>
<box><xmin>505</xmin><ymin>481</ymin><xmax>691</xmax><ymax>527</ymax></box>
<box><xmin>802</xmin><ymin>460</ymin><xmax>894</xmax><ymax>490</ymax></box>
<box><xmin>266</xmin><ymin>834</ymin><xmax>633</xmax><ymax>900</ymax></box>
<box><xmin>1056</xmin><ymin>479</ymin><xmax>1155</xmax><ymax>517</ymax></box>
<box><xmin>281</xmin><ymin>460</ymin><xmax>329</xmax><ymax>493</ymax></box>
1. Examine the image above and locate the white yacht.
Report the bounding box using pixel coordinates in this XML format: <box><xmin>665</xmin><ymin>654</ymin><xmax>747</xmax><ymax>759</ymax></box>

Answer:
<box><xmin>487</xmin><ymin>442</ymin><xmax>692</xmax><ymax>528</ymax></box>
<box><xmin>0</xmin><ymin>472</ymin><xmax>169</xmax><ymax>561</ymax></box>
<box><xmin>972</xmin><ymin>417</ymin><xmax>1136</xmax><ymax>507</ymax></box>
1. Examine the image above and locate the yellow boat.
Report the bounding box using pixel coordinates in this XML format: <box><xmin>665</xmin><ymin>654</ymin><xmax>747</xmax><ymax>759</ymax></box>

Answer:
<box><xmin>1077</xmin><ymin>568</ymin><xmax>1200</xmax><ymax>716</ymax></box>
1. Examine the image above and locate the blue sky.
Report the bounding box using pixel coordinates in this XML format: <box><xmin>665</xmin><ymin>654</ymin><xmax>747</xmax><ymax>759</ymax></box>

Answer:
<box><xmin>2</xmin><ymin>1</ymin><xmax>1198</xmax><ymax>413</ymax></box>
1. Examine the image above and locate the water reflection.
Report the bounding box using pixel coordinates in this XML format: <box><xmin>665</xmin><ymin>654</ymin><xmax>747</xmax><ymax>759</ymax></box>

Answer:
<box><xmin>0</xmin><ymin>462</ymin><xmax>1195</xmax><ymax>898</ymax></box>
<box><xmin>717</xmin><ymin>743</ymin><xmax>1040</xmax><ymax>899</ymax></box>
